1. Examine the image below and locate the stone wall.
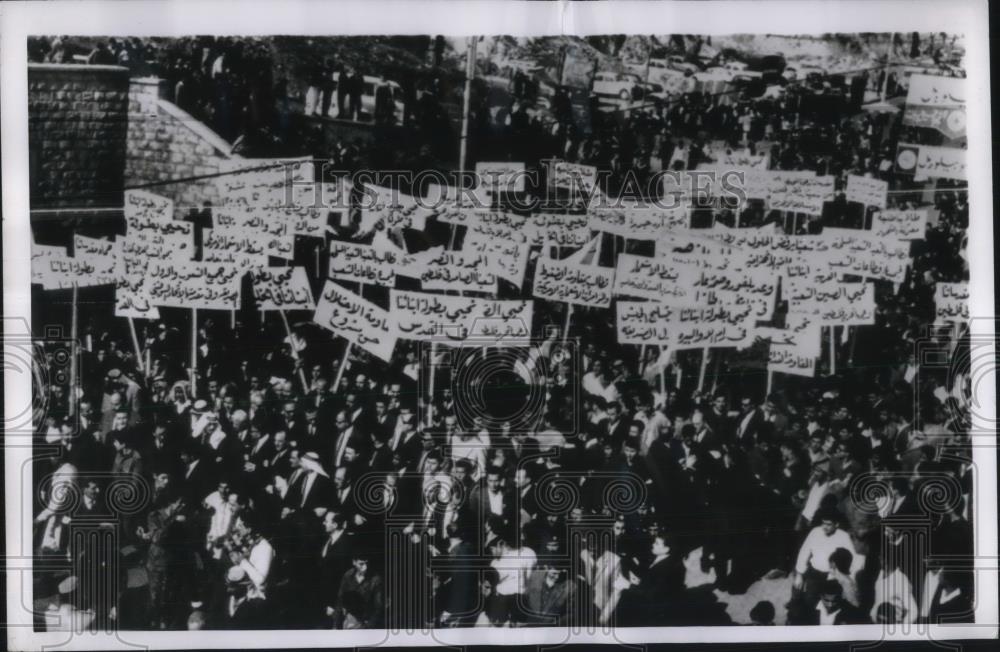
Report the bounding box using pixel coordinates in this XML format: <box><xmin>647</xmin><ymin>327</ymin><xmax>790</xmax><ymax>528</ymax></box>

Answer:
<box><xmin>125</xmin><ymin>77</ymin><xmax>239</xmax><ymax>220</ymax></box>
<box><xmin>28</xmin><ymin>64</ymin><xmax>129</xmax><ymax>211</ymax></box>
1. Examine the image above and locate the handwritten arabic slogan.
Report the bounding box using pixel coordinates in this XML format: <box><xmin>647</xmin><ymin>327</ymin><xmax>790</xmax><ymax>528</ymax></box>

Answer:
<box><xmin>147</xmin><ymin>261</ymin><xmax>242</xmax><ymax>310</ymax></box>
<box><xmin>533</xmin><ymin>256</ymin><xmax>615</xmax><ymax>308</ymax></box>
<box><xmin>935</xmin><ymin>282</ymin><xmax>969</xmax><ymax>322</ymax></box>
<box><xmin>314</xmin><ymin>281</ymin><xmax>397</xmax><ymax>361</ymax></box>
<box><xmin>358</xmin><ymin>183</ymin><xmax>433</xmax><ymax>236</ymax></box>
<box><xmin>616</xmin><ymin>302</ymin><xmax>755</xmax><ymax>350</ymax></box>
<box><xmin>904</xmin><ymin>74</ymin><xmax>966</xmax><ymax>140</ymax></box>
<box><xmin>550</xmin><ymin>160</ymin><xmax>598</xmax><ymax>194</ymax></box>
<box><xmin>786</xmin><ymin>272</ymin><xmax>876</xmax><ymax>326</ymax></box>
<box><xmin>389</xmin><ymin>289</ymin><xmax>533</xmax><ymax>346</ymax></box>
<box><xmin>818</xmin><ymin>229</ymin><xmax>911</xmax><ymax>283</ymax></box>
<box><xmin>118</xmin><ymin>189</ymin><xmax>193</xmax><ymax>319</ymax></box>
<box><xmin>767</xmin><ymin>171</ymin><xmax>835</xmax><ymax>216</ymax></box>
<box><xmin>412</xmin><ymin>247</ymin><xmax>499</xmax><ymax>295</ymax></box>
<box><xmin>203</xmin><ymin>226</ymin><xmax>293</xmax><ymax>266</ymax></box>
<box><xmin>328</xmin><ymin>241</ymin><xmax>400</xmax><ymax>288</ymax></box>
<box><xmin>251</xmin><ymin>267</ymin><xmax>315</xmax><ymax>311</ymax></box>
<box><xmin>871</xmin><ymin>209</ymin><xmax>928</xmax><ymax>240</ymax></box>
<box><xmin>475</xmin><ymin>161</ymin><xmax>526</xmax><ymax>193</ymax></box>
<box><xmin>588</xmin><ymin>204</ymin><xmax>691</xmax><ymax>240</ymax></box>
<box><xmin>757</xmin><ymin>313</ymin><xmax>822</xmax><ymax>377</ymax></box>
<box><xmin>32</xmin><ymin>236</ymin><xmax>117</xmax><ymax>290</ymax></box>
<box><xmin>895</xmin><ymin>143</ymin><xmax>967</xmax><ymax>181</ymax></box>
<box><xmin>214</xmin><ymin>158</ymin><xmax>329</xmax><ymax>238</ymax></box>
<box><xmin>846</xmin><ymin>175</ymin><xmax>888</xmax><ymax>210</ymax></box>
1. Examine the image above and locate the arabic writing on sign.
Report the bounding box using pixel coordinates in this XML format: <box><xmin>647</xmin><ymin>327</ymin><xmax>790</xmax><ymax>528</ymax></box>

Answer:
<box><xmin>550</xmin><ymin>160</ymin><xmax>598</xmax><ymax>193</ymax></box>
<box><xmin>417</xmin><ymin>248</ymin><xmax>499</xmax><ymax>295</ymax></box>
<box><xmin>389</xmin><ymin>290</ymin><xmax>533</xmax><ymax>346</ymax></box>
<box><xmin>204</xmin><ymin>226</ymin><xmax>295</xmax><ymax>262</ymax></box>
<box><xmin>252</xmin><ymin>267</ymin><xmax>315</xmax><ymax>311</ymax></box>
<box><xmin>934</xmin><ymin>282</ymin><xmax>969</xmax><ymax>322</ymax></box>
<box><xmin>767</xmin><ymin>171</ymin><xmax>834</xmax><ymax>216</ymax></box>
<box><xmin>846</xmin><ymin>175</ymin><xmax>888</xmax><ymax>210</ymax></box>
<box><xmin>475</xmin><ymin>161</ymin><xmax>527</xmax><ymax>193</ymax></box>
<box><xmin>214</xmin><ymin>159</ymin><xmax>328</xmax><ymax>237</ymax></box>
<box><xmin>870</xmin><ymin>209</ymin><xmax>928</xmax><ymax>241</ymax></box>
<box><xmin>614</xmin><ymin>253</ymin><xmax>700</xmax><ymax>303</ymax></box>
<box><xmin>915</xmin><ymin>145</ymin><xmax>967</xmax><ymax>181</ymax></box>
<box><xmin>533</xmin><ymin>257</ymin><xmax>615</xmax><ymax>308</ymax></box>
<box><xmin>329</xmin><ymin>241</ymin><xmax>400</xmax><ymax>288</ymax></box>
<box><xmin>314</xmin><ymin>281</ymin><xmax>397</xmax><ymax>361</ymax></box>
<box><xmin>125</xmin><ymin>189</ymin><xmax>174</xmax><ymax>222</ymax></box>
<box><xmin>146</xmin><ymin>262</ymin><xmax>242</xmax><ymax>310</ymax></box>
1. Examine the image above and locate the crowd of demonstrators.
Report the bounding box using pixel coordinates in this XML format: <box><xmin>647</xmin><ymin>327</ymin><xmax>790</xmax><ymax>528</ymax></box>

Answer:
<box><xmin>32</xmin><ymin>42</ymin><xmax>973</xmax><ymax>631</ymax></box>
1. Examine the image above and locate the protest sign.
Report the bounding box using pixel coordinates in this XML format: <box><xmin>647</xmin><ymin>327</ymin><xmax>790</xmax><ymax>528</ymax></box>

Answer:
<box><xmin>523</xmin><ymin>213</ymin><xmax>592</xmax><ymax>248</ymax></box>
<box><xmin>549</xmin><ymin>160</ymin><xmax>598</xmax><ymax>194</ymax></box>
<box><xmin>389</xmin><ymin>290</ymin><xmax>533</xmax><ymax>345</ymax></box>
<box><xmin>694</xmin><ymin>267</ymin><xmax>778</xmax><ymax>320</ymax></box>
<box><xmin>125</xmin><ymin>189</ymin><xmax>174</xmax><ymax>222</ymax></box>
<box><xmin>358</xmin><ymin>183</ymin><xmax>433</xmax><ymax>234</ymax></box>
<box><xmin>871</xmin><ymin>209</ymin><xmax>928</xmax><ymax>240</ymax></box>
<box><xmin>31</xmin><ymin>244</ymin><xmax>66</xmax><ymax>286</ymax></box>
<box><xmin>757</xmin><ymin>312</ymin><xmax>822</xmax><ymax>359</ymax></box>
<box><xmin>903</xmin><ymin>74</ymin><xmax>966</xmax><ymax>140</ymax></box>
<box><xmin>146</xmin><ymin>261</ymin><xmax>242</xmax><ymax>310</ymax></box>
<box><xmin>314</xmin><ymin>281</ymin><xmax>398</xmax><ymax>362</ymax></box>
<box><xmin>787</xmin><ymin>276</ymin><xmax>876</xmax><ymax>326</ymax></box>
<box><xmin>820</xmin><ymin>228</ymin><xmax>910</xmax><ymax>283</ymax></box>
<box><xmin>846</xmin><ymin>174</ymin><xmax>888</xmax><ymax>209</ymax></box>
<box><xmin>614</xmin><ymin>253</ymin><xmax>700</xmax><ymax>303</ymax></box>
<box><xmin>767</xmin><ymin>171</ymin><xmax>834</xmax><ymax>215</ymax></box>
<box><xmin>757</xmin><ymin>313</ymin><xmax>822</xmax><ymax>377</ymax></box>
<box><xmin>935</xmin><ymin>282</ymin><xmax>969</xmax><ymax>321</ymax></box>
<box><xmin>476</xmin><ymin>161</ymin><xmax>527</xmax><ymax>192</ymax></box>
<box><xmin>328</xmin><ymin>241</ymin><xmax>401</xmax><ymax>287</ymax></box>
<box><xmin>114</xmin><ymin>252</ymin><xmax>160</xmax><ymax>319</ymax></box>
<box><xmin>617</xmin><ymin>301</ymin><xmax>755</xmax><ymax>349</ymax></box>
<box><xmin>589</xmin><ymin>204</ymin><xmax>690</xmax><ymax>239</ymax></box>
<box><xmin>416</xmin><ymin>248</ymin><xmax>499</xmax><ymax>294</ymax></box>
<box><xmin>251</xmin><ymin>266</ymin><xmax>315</xmax><ymax>311</ymax></box>
<box><xmin>464</xmin><ymin>230</ymin><xmax>530</xmax><ymax>288</ymax></box>
<box><xmin>671</xmin><ymin>303</ymin><xmax>756</xmax><ymax>350</ymax></box>
<box><xmin>895</xmin><ymin>143</ymin><xmax>967</xmax><ymax>181</ymax></box>
<box><xmin>214</xmin><ymin>158</ymin><xmax>328</xmax><ymax>237</ymax></box>
<box><xmin>533</xmin><ymin>256</ymin><xmax>615</xmax><ymax>308</ymax></box>
<box><xmin>203</xmin><ymin>226</ymin><xmax>294</xmax><ymax>263</ymax></box>
<box><xmin>616</xmin><ymin>301</ymin><xmax>681</xmax><ymax>346</ymax></box>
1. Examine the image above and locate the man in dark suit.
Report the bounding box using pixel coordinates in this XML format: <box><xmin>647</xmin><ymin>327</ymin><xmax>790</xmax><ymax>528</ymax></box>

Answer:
<box><xmin>735</xmin><ymin>396</ymin><xmax>766</xmax><ymax>448</ymax></box>
<box><xmin>366</xmin><ymin>395</ymin><xmax>397</xmax><ymax>444</ymax></box>
<box><xmin>809</xmin><ymin>579</ymin><xmax>869</xmax><ymax>624</ymax></box>
<box><xmin>440</xmin><ymin>522</ymin><xmax>477</xmax><ymax>626</ymax></box>
<box><xmin>642</xmin><ymin>533</ymin><xmax>685</xmax><ymax>623</ymax></box>
<box><xmin>523</xmin><ymin>564</ymin><xmax>576</xmax><ymax>626</ymax></box>
<box><xmin>599</xmin><ymin>402</ymin><xmax>631</xmax><ymax>451</ymax></box>
<box><xmin>366</xmin><ymin>430</ymin><xmax>394</xmax><ymax>475</ymax></box>
<box><xmin>317</xmin><ymin>510</ymin><xmax>354</xmax><ymax>624</ymax></box>
<box><xmin>925</xmin><ymin>570</ymin><xmax>974</xmax><ymax>624</ymax></box>
<box><xmin>470</xmin><ymin>466</ymin><xmax>514</xmax><ymax>530</ymax></box>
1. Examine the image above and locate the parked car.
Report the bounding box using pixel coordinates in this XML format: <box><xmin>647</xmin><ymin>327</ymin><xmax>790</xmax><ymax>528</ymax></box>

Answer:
<box><xmin>591</xmin><ymin>71</ymin><xmax>644</xmax><ymax>101</ymax></box>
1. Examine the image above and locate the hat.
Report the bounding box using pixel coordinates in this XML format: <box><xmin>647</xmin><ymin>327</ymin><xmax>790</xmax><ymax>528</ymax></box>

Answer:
<box><xmin>299</xmin><ymin>451</ymin><xmax>329</xmax><ymax>477</ymax></box>
<box><xmin>226</xmin><ymin>566</ymin><xmax>249</xmax><ymax>585</ymax></box>
<box><xmin>192</xmin><ymin>399</ymin><xmax>209</xmax><ymax>413</ymax></box>
<box><xmin>106</xmin><ymin>369</ymin><xmax>122</xmax><ymax>380</ymax></box>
